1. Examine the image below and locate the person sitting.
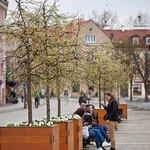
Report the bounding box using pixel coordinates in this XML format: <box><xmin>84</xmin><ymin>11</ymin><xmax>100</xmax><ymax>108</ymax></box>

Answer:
<box><xmin>83</xmin><ymin>107</ymin><xmax>111</xmax><ymax>146</ymax></box>
<box><xmin>72</xmin><ymin>107</ymin><xmax>85</xmax><ymax>118</ymax></box>
<box><xmin>88</xmin><ymin>128</ymin><xmax>109</xmax><ymax>150</ymax></box>
<box><xmin>73</xmin><ymin>107</ymin><xmax>110</xmax><ymax>150</ymax></box>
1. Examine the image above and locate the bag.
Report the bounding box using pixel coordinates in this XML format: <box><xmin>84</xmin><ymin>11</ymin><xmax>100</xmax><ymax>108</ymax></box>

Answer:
<box><xmin>82</xmin><ymin>126</ymin><xmax>89</xmax><ymax>139</ymax></box>
<box><xmin>103</xmin><ymin>113</ymin><xmax>108</xmax><ymax>121</ymax></box>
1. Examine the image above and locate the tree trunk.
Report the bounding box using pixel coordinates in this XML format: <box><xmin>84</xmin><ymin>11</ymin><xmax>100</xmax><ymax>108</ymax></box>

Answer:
<box><xmin>56</xmin><ymin>80</ymin><xmax>61</xmax><ymax>117</ymax></box>
<box><xmin>98</xmin><ymin>84</ymin><xmax>101</xmax><ymax>108</ymax></box>
<box><xmin>130</xmin><ymin>78</ymin><xmax>133</xmax><ymax>101</ymax></box>
<box><xmin>58</xmin><ymin>97</ymin><xmax>61</xmax><ymax>117</ymax></box>
<box><xmin>46</xmin><ymin>85</ymin><xmax>50</xmax><ymax>122</ymax></box>
<box><xmin>27</xmin><ymin>45</ymin><xmax>32</xmax><ymax>124</ymax></box>
<box><xmin>144</xmin><ymin>83</ymin><xmax>148</xmax><ymax>102</ymax></box>
<box><xmin>27</xmin><ymin>72</ymin><xmax>32</xmax><ymax>124</ymax></box>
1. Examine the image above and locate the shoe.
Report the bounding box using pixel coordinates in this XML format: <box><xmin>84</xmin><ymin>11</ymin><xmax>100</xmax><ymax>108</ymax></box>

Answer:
<box><xmin>102</xmin><ymin>141</ymin><xmax>111</xmax><ymax>147</ymax></box>
<box><xmin>105</xmin><ymin>135</ymin><xmax>110</xmax><ymax>143</ymax></box>
<box><xmin>101</xmin><ymin>147</ymin><xmax>106</xmax><ymax>150</ymax></box>
<box><xmin>97</xmin><ymin>147</ymin><xmax>103</xmax><ymax>150</ymax></box>
<box><xmin>90</xmin><ymin>141</ymin><xmax>96</xmax><ymax>145</ymax></box>
<box><xmin>110</xmin><ymin>147</ymin><xmax>115</xmax><ymax>150</ymax></box>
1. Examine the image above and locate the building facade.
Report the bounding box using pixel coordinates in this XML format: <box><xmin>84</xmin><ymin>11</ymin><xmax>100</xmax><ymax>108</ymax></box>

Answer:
<box><xmin>103</xmin><ymin>26</ymin><xmax>150</xmax><ymax>99</ymax></box>
<box><xmin>70</xmin><ymin>20</ymin><xmax>111</xmax><ymax>98</ymax></box>
<box><xmin>0</xmin><ymin>0</ymin><xmax>8</xmax><ymax>106</ymax></box>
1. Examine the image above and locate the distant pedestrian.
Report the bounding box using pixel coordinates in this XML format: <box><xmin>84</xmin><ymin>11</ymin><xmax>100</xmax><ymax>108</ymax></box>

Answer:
<box><xmin>64</xmin><ymin>90</ymin><xmax>69</xmax><ymax>98</ymax></box>
<box><xmin>35</xmin><ymin>91</ymin><xmax>40</xmax><ymax>108</ymax></box>
<box><xmin>78</xmin><ymin>91</ymin><xmax>87</xmax><ymax>105</ymax></box>
<box><xmin>50</xmin><ymin>90</ymin><xmax>54</xmax><ymax>99</ymax></box>
<box><xmin>21</xmin><ymin>88</ymin><xmax>25</xmax><ymax>103</ymax></box>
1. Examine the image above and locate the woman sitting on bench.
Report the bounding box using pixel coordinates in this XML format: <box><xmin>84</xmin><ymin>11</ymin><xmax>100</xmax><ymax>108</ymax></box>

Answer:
<box><xmin>83</xmin><ymin>106</ymin><xmax>111</xmax><ymax>149</ymax></box>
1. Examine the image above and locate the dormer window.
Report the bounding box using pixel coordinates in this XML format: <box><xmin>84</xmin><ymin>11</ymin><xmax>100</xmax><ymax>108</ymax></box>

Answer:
<box><xmin>146</xmin><ymin>37</ymin><xmax>150</xmax><ymax>45</ymax></box>
<box><xmin>133</xmin><ymin>38</ymin><xmax>139</xmax><ymax>44</ymax></box>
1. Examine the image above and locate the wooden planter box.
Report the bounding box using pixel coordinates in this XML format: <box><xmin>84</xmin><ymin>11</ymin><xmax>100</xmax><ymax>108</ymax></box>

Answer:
<box><xmin>118</xmin><ymin>103</ymin><xmax>127</xmax><ymax>119</ymax></box>
<box><xmin>53</xmin><ymin>120</ymin><xmax>74</xmax><ymax>150</ymax></box>
<box><xmin>70</xmin><ymin>119</ymin><xmax>83</xmax><ymax>150</ymax></box>
<box><xmin>94</xmin><ymin>108</ymin><xmax>119</xmax><ymax>130</ymax></box>
<box><xmin>0</xmin><ymin>125</ymin><xmax>59</xmax><ymax>150</ymax></box>
<box><xmin>94</xmin><ymin>108</ymin><xmax>106</xmax><ymax>125</ymax></box>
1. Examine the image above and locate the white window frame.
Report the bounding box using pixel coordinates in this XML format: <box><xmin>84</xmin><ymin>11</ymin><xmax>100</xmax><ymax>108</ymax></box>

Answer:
<box><xmin>86</xmin><ymin>35</ymin><xmax>96</xmax><ymax>43</ymax></box>
<box><xmin>133</xmin><ymin>38</ymin><xmax>139</xmax><ymax>44</ymax></box>
<box><xmin>146</xmin><ymin>37</ymin><xmax>150</xmax><ymax>44</ymax></box>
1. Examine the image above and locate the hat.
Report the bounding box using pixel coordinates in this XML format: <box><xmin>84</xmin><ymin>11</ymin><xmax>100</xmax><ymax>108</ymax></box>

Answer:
<box><xmin>81</xmin><ymin>103</ymin><xmax>86</xmax><ymax>106</ymax></box>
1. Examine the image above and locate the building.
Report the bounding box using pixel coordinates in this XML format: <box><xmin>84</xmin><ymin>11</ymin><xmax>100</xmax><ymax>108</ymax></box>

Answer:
<box><xmin>103</xmin><ymin>26</ymin><xmax>150</xmax><ymax>99</ymax></box>
<box><xmin>0</xmin><ymin>0</ymin><xmax>8</xmax><ymax>106</ymax></box>
<box><xmin>70</xmin><ymin>19</ymin><xmax>111</xmax><ymax>98</ymax></box>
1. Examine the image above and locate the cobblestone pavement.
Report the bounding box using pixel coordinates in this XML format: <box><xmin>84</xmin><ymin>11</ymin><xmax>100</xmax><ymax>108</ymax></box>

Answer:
<box><xmin>87</xmin><ymin>109</ymin><xmax>150</xmax><ymax>150</ymax></box>
<box><xmin>0</xmin><ymin>98</ymin><xmax>150</xmax><ymax>150</ymax></box>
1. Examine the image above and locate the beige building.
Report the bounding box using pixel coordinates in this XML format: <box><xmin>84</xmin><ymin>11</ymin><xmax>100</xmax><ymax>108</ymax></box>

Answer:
<box><xmin>70</xmin><ymin>19</ymin><xmax>111</xmax><ymax>98</ymax></box>
<box><xmin>3</xmin><ymin>19</ymin><xmax>111</xmax><ymax>100</ymax></box>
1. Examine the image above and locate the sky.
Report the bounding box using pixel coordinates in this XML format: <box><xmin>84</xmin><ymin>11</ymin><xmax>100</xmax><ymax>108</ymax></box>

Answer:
<box><xmin>7</xmin><ymin>0</ymin><xmax>150</xmax><ymax>23</ymax></box>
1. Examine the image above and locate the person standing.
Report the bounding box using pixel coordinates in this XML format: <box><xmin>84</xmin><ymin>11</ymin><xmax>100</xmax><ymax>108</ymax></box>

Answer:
<box><xmin>78</xmin><ymin>91</ymin><xmax>87</xmax><ymax>105</ymax></box>
<box><xmin>35</xmin><ymin>91</ymin><xmax>40</xmax><ymax>108</ymax></box>
<box><xmin>21</xmin><ymin>88</ymin><xmax>25</xmax><ymax>103</ymax></box>
<box><xmin>101</xmin><ymin>91</ymin><xmax>118</xmax><ymax>150</ymax></box>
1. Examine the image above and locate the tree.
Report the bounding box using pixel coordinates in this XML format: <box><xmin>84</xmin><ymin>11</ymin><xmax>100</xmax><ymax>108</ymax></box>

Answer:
<box><xmin>1</xmin><ymin>0</ymin><xmax>80</xmax><ymax>123</ymax></box>
<box><xmin>113</xmin><ymin>37</ymin><xmax>150</xmax><ymax>102</ymax></box>
<box><xmin>88</xmin><ymin>9</ymin><xmax>120</xmax><ymax>29</ymax></box>
<box><xmin>123</xmin><ymin>11</ymin><xmax>150</xmax><ymax>29</ymax></box>
<box><xmin>83</xmin><ymin>49</ymin><xmax>129</xmax><ymax>108</ymax></box>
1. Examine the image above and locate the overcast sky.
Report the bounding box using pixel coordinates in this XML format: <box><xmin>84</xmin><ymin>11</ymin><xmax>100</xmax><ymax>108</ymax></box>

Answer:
<box><xmin>7</xmin><ymin>0</ymin><xmax>150</xmax><ymax>22</ymax></box>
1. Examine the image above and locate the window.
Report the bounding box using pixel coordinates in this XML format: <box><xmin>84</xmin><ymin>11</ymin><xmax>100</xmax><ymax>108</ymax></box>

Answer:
<box><xmin>146</xmin><ymin>38</ymin><xmax>150</xmax><ymax>44</ymax></box>
<box><xmin>86</xmin><ymin>35</ymin><xmax>96</xmax><ymax>43</ymax></box>
<box><xmin>133</xmin><ymin>84</ymin><xmax>141</xmax><ymax>96</ymax></box>
<box><xmin>133</xmin><ymin>38</ymin><xmax>139</xmax><ymax>44</ymax></box>
<box><xmin>147</xmin><ymin>53</ymin><xmax>150</xmax><ymax>58</ymax></box>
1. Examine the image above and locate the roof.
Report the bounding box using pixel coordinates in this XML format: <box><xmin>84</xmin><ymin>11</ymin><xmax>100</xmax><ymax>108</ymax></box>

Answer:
<box><xmin>103</xmin><ymin>28</ymin><xmax>150</xmax><ymax>41</ymax></box>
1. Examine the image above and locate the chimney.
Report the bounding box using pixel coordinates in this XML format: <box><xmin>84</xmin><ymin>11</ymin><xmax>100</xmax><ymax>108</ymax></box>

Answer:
<box><xmin>103</xmin><ymin>25</ymin><xmax>111</xmax><ymax>30</ymax></box>
<box><xmin>121</xmin><ymin>25</ymin><xmax>125</xmax><ymax>32</ymax></box>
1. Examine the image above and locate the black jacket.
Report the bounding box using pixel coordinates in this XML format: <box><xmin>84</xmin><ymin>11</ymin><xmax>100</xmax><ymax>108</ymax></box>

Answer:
<box><xmin>83</xmin><ymin>113</ymin><xmax>93</xmax><ymax>125</ymax></box>
<box><xmin>78</xmin><ymin>96</ymin><xmax>86</xmax><ymax>105</ymax></box>
<box><xmin>104</xmin><ymin>99</ymin><xmax>119</xmax><ymax>121</ymax></box>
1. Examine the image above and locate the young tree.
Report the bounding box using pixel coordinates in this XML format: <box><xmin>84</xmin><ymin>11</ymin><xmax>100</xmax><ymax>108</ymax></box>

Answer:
<box><xmin>1</xmin><ymin>0</ymin><xmax>80</xmax><ymax>123</ymax></box>
<box><xmin>83</xmin><ymin>49</ymin><xmax>129</xmax><ymax>108</ymax></box>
